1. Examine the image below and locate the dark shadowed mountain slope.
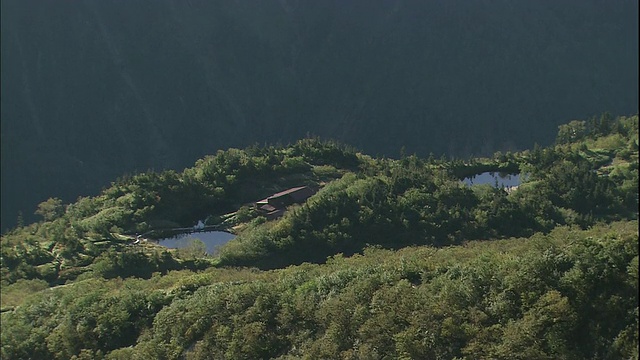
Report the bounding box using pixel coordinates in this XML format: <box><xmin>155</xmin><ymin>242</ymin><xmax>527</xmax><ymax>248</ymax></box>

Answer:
<box><xmin>1</xmin><ymin>0</ymin><xmax>638</xmax><ymax>230</ymax></box>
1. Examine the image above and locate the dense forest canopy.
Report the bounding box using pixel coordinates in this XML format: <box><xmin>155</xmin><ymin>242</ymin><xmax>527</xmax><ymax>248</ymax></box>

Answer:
<box><xmin>1</xmin><ymin>115</ymin><xmax>638</xmax><ymax>359</ymax></box>
<box><xmin>2</xmin><ymin>0</ymin><xmax>638</xmax><ymax>230</ymax></box>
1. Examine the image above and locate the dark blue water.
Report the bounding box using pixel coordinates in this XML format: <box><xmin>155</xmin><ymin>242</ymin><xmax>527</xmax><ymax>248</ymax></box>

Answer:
<box><xmin>463</xmin><ymin>172</ymin><xmax>521</xmax><ymax>188</ymax></box>
<box><xmin>157</xmin><ymin>231</ymin><xmax>235</xmax><ymax>255</ymax></box>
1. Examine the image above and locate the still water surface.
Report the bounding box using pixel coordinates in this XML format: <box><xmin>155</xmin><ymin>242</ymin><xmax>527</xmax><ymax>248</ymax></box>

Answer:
<box><xmin>463</xmin><ymin>172</ymin><xmax>522</xmax><ymax>188</ymax></box>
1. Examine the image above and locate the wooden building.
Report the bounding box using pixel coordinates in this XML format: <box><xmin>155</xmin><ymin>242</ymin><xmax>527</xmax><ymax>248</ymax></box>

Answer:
<box><xmin>255</xmin><ymin>186</ymin><xmax>315</xmax><ymax>219</ymax></box>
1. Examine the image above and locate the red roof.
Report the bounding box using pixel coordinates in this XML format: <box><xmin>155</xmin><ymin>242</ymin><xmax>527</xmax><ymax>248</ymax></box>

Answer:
<box><xmin>255</xmin><ymin>186</ymin><xmax>315</xmax><ymax>208</ymax></box>
<box><xmin>268</xmin><ymin>186</ymin><xmax>309</xmax><ymax>199</ymax></box>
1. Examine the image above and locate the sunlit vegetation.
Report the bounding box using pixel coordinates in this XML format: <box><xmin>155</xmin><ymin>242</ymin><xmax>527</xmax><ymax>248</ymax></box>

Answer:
<box><xmin>1</xmin><ymin>114</ymin><xmax>638</xmax><ymax>359</ymax></box>
<box><xmin>2</xmin><ymin>223</ymin><xmax>637</xmax><ymax>359</ymax></box>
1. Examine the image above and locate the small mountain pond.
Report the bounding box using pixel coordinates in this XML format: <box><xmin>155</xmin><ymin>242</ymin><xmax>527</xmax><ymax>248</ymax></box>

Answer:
<box><xmin>154</xmin><ymin>173</ymin><xmax>521</xmax><ymax>254</ymax></box>
<box><xmin>462</xmin><ymin>172</ymin><xmax>522</xmax><ymax>188</ymax></box>
<box><xmin>156</xmin><ymin>231</ymin><xmax>235</xmax><ymax>255</ymax></box>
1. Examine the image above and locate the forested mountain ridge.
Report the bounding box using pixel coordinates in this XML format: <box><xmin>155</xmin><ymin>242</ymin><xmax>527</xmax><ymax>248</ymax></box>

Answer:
<box><xmin>1</xmin><ymin>115</ymin><xmax>638</xmax><ymax>359</ymax></box>
<box><xmin>2</xmin><ymin>0</ymin><xmax>638</xmax><ymax>230</ymax></box>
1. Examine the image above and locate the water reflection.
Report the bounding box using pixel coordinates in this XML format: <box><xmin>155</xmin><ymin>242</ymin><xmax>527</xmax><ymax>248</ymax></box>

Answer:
<box><xmin>463</xmin><ymin>172</ymin><xmax>521</xmax><ymax>188</ymax></box>
<box><xmin>156</xmin><ymin>231</ymin><xmax>235</xmax><ymax>255</ymax></box>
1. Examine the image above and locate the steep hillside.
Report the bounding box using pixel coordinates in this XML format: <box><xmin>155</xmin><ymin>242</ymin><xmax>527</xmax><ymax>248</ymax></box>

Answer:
<box><xmin>0</xmin><ymin>115</ymin><xmax>638</xmax><ymax>359</ymax></box>
<box><xmin>2</xmin><ymin>0</ymin><xmax>638</xmax><ymax>229</ymax></box>
<box><xmin>1</xmin><ymin>114</ymin><xmax>637</xmax><ymax>286</ymax></box>
<box><xmin>2</xmin><ymin>222</ymin><xmax>638</xmax><ymax>359</ymax></box>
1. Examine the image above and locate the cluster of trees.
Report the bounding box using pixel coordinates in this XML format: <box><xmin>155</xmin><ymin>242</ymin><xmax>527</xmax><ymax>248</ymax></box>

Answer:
<box><xmin>0</xmin><ymin>114</ymin><xmax>638</xmax><ymax>358</ymax></box>
<box><xmin>0</xmin><ymin>139</ymin><xmax>360</xmax><ymax>286</ymax></box>
<box><xmin>2</xmin><ymin>222</ymin><xmax>637</xmax><ymax>359</ymax></box>
<box><xmin>556</xmin><ymin>112</ymin><xmax>639</xmax><ymax>146</ymax></box>
<box><xmin>217</xmin><ymin>115</ymin><xmax>638</xmax><ymax>269</ymax></box>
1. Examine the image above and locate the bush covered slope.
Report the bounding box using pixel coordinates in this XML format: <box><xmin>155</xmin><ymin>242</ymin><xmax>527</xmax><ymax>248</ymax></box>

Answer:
<box><xmin>2</xmin><ymin>223</ymin><xmax>637</xmax><ymax>359</ymax></box>
<box><xmin>1</xmin><ymin>115</ymin><xmax>638</xmax><ymax>359</ymax></box>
